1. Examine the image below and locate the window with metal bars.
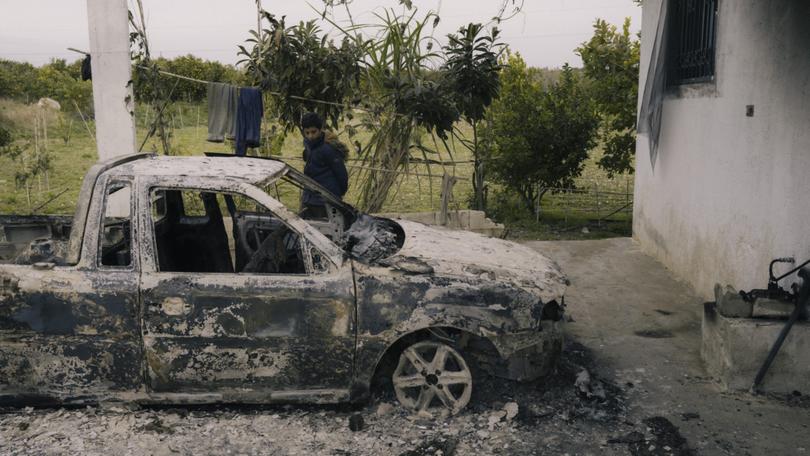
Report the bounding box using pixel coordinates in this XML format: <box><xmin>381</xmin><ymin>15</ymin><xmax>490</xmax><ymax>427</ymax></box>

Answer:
<box><xmin>667</xmin><ymin>0</ymin><xmax>718</xmax><ymax>85</ymax></box>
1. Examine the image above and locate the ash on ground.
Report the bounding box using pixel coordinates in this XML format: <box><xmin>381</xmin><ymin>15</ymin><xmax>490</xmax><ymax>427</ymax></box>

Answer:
<box><xmin>0</xmin><ymin>341</ymin><xmax>695</xmax><ymax>456</ymax></box>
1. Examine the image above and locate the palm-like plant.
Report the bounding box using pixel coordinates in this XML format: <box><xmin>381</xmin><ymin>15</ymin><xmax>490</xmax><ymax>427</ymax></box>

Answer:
<box><xmin>336</xmin><ymin>9</ymin><xmax>459</xmax><ymax>212</ymax></box>
<box><xmin>443</xmin><ymin>24</ymin><xmax>503</xmax><ymax>211</ymax></box>
<box><xmin>242</xmin><ymin>3</ymin><xmax>511</xmax><ymax>213</ymax></box>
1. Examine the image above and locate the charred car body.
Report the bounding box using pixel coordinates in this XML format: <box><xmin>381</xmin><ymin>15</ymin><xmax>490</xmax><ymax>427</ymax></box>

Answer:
<box><xmin>0</xmin><ymin>153</ymin><xmax>567</xmax><ymax>414</ymax></box>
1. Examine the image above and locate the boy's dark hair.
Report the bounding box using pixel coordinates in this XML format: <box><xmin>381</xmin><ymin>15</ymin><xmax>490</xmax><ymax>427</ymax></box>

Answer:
<box><xmin>301</xmin><ymin>112</ymin><xmax>323</xmax><ymax>130</ymax></box>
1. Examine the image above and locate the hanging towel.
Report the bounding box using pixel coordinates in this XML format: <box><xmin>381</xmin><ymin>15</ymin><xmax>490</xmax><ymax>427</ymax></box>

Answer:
<box><xmin>235</xmin><ymin>87</ymin><xmax>263</xmax><ymax>156</ymax></box>
<box><xmin>207</xmin><ymin>82</ymin><xmax>237</xmax><ymax>142</ymax></box>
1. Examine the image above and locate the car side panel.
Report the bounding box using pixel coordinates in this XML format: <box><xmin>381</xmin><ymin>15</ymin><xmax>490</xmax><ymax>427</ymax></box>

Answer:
<box><xmin>351</xmin><ymin>263</ymin><xmax>554</xmax><ymax>391</ymax></box>
<box><xmin>0</xmin><ymin>267</ymin><xmax>143</xmax><ymax>404</ymax></box>
<box><xmin>140</xmin><ymin>270</ymin><xmax>356</xmax><ymax>395</ymax></box>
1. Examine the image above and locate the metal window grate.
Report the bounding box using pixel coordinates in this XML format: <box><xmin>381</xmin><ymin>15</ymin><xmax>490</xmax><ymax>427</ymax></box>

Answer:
<box><xmin>667</xmin><ymin>0</ymin><xmax>718</xmax><ymax>85</ymax></box>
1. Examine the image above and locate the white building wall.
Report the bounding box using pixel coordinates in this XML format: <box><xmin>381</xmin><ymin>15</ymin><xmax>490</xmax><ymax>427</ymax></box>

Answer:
<box><xmin>634</xmin><ymin>0</ymin><xmax>810</xmax><ymax>298</ymax></box>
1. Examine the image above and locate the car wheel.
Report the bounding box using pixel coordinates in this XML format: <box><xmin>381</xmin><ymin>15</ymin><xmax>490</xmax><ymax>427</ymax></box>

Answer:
<box><xmin>392</xmin><ymin>340</ymin><xmax>473</xmax><ymax>415</ymax></box>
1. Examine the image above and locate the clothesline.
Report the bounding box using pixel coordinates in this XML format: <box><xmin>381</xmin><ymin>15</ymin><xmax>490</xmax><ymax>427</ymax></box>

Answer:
<box><xmin>63</xmin><ymin>57</ymin><xmax>471</xmax><ymax>170</ymax></box>
<box><xmin>73</xmin><ymin>55</ymin><xmax>470</xmax><ymax>204</ymax></box>
<box><xmin>139</xmin><ymin>66</ymin><xmax>370</xmax><ymax>113</ymax></box>
<box><xmin>71</xmin><ymin>51</ymin><xmax>455</xmax><ymax>134</ymax></box>
<box><xmin>133</xmin><ymin>65</ymin><xmax>472</xmax><ymax>179</ymax></box>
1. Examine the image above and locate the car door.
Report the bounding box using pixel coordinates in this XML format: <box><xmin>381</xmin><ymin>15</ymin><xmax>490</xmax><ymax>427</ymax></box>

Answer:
<box><xmin>138</xmin><ymin>180</ymin><xmax>356</xmax><ymax>402</ymax></box>
<box><xmin>0</xmin><ymin>177</ymin><xmax>143</xmax><ymax>402</ymax></box>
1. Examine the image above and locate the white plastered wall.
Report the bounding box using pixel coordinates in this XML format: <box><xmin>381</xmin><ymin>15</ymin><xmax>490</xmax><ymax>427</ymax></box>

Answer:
<box><xmin>634</xmin><ymin>0</ymin><xmax>810</xmax><ymax>298</ymax></box>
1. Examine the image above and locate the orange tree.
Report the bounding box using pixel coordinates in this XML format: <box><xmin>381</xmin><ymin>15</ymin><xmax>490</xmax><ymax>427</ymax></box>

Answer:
<box><xmin>485</xmin><ymin>54</ymin><xmax>599</xmax><ymax>215</ymax></box>
<box><xmin>576</xmin><ymin>18</ymin><xmax>640</xmax><ymax>177</ymax></box>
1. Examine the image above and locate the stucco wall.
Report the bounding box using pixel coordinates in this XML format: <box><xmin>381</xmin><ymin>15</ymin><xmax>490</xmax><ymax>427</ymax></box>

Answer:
<box><xmin>633</xmin><ymin>0</ymin><xmax>810</xmax><ymax>298</ymax></box>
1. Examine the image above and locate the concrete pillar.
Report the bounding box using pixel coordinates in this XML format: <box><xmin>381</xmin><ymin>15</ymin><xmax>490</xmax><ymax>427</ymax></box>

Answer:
<box><xmin>87</xmin><ymin>0</ymin><xmax>136</xmax><ymax>161</ymax></box>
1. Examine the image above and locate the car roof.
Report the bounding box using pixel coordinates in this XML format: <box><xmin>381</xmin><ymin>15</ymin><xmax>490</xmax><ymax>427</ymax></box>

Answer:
<box><xmin>102</xmin><ymin>154</ymin><xmax>287</xmax><ymax>185</ymax></box>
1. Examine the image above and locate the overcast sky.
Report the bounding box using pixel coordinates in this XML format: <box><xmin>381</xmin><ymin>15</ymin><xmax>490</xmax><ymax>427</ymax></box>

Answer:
<box><xmin>0</xmin><ymin>0</ymin><xmax>640</xmax><ymax>69</ymax></box>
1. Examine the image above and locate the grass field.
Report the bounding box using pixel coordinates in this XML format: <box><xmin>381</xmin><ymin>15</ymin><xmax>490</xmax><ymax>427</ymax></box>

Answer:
<box><xmin>0</xmin><ymin>98</ymin><xmax>634</xmax><ymax>239</ymax></box>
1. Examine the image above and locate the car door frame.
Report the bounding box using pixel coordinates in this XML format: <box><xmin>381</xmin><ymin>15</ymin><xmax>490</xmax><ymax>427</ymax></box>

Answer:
<box><xmin>0</xmin><ymin>174</ymin><xmax>144</xmax><ymax>404</ymax></box>
<box><xmin>136</xmin><ymin>175</ymin><xmax>357</xmax><ymax>403</ymax></box>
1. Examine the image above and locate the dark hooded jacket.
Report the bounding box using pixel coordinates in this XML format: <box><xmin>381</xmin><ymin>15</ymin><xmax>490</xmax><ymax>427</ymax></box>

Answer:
<box><xmin>302</xmin><ymin>131</ymin><xmax>349</xmax><ymax>206</ymax></box>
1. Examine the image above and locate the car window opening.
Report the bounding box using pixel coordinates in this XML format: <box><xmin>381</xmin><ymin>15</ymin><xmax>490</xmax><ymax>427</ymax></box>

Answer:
<box><xmin>99</xmin><ymin>183</ymin><xmax>132</xmax><ymax>267</ymax></box>
<box><xmin>150</xmin><ymin>188</ymin><xmax>307</xmax><ymax>275</ymax></box>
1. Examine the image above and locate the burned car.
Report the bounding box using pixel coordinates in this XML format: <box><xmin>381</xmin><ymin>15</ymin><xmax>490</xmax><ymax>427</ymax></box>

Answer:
<box><xmin>0</xmin><ymin>153</ymin><xmax>567</xmax><ymax>414</ymax></box>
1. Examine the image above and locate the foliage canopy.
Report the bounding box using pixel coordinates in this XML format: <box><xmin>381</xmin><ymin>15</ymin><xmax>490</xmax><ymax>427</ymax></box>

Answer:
<box><xmin>238</xmin><ymin>2</ymin><xmax>509</xmax><ymax>212</ymax></box>
<box><xmin>132</xmin><ymin>55</ymin><xmax>244</xmax><ymax>103</ymax></box>
<box><xmin>442</xmin><ymin>23</ymin><xmax>504</xmax><ymax>211</ymax></box>
<box><xmin>238</xmin><ymin>12</ymin><xmax>362</xmax><ymax>132</ymax></box>
<box><xmin>576</xmin><ymin>18</ymin><xmax>640</xmax><ymax>177</ymax></box>
<box><xmin>485</xmin><ymin>54</ymin><xmax>600</xmax><ymax>214</ymax></box>
<box><xmin>443</xmin><ymin>23</ymin><xmax>503</xmax><ymax>124</ymax></box>
<box><xmin>0</xmin><ymin>59</ymin><xmax>93</xmax><ymax>113</ymax></box>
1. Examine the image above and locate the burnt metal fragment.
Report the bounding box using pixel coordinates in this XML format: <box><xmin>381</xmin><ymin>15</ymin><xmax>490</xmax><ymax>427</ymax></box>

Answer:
<box><xmin>348</xmin><ymin>413</ymin><xmax>364</xmax><ymax>432</ymax></box>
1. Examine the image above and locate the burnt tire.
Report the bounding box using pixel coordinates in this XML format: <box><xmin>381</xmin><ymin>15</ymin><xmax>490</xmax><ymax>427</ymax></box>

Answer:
<box><xmin>392</xmin><ymin>340</ymin><xmax>473</xmax><ymax>415</ymax></box>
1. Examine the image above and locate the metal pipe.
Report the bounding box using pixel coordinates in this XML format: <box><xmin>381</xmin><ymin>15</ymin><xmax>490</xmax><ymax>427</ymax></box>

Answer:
<box><xmin>750</xmin><ymin>267</ymin><xmax>810</xmax><ymax>393</ymax></box>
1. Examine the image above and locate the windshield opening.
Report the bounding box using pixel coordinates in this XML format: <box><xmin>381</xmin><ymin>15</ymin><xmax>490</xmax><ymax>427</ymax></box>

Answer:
<box><xmin>264</xmin><ymin>168</ymin><xmax>405</xmax><ymax>263</ymax></box>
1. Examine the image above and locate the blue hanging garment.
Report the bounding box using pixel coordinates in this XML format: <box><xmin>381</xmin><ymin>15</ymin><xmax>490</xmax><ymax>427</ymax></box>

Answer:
<box><xmin>235</xmin><ymin>87</ymin><xmax>263</xmax><ymax>156</ymax></box>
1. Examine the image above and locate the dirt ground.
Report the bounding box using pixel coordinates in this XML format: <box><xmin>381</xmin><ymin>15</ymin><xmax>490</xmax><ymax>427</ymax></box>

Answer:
<box><xmin>2</xmin><ymin>238</ymin><xmax>809</xmax><ymax>455</ymax></box>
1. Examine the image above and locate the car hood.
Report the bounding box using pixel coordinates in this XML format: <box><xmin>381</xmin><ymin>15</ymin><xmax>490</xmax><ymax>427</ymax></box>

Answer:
<box><xmin>388</xmin><ymin>221</ymin><xmax>567</xmax><ymax>303</ymax></box>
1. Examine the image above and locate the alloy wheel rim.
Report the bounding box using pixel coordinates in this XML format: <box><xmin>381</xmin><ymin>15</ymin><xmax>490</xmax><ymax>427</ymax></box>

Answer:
<box><xmin>392</xmin><ymin>340</ymin><xmax>472</xmax><ymax>414</ymax></box>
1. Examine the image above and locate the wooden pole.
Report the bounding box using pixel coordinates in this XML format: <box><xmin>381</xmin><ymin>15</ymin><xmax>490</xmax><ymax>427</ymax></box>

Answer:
<box><xmin>43</xmin><ymin>110</ymin><xmax>50</xmax><ymax>191</ymax></box>
<box><xmin>564</xmin><ymin>189</ymin><xmax>569</xmax><ymax>226</ymax></box>
<box><xmin>626</xmin><ymin>177</ymin><xmax>631</xmax><ymax>222</ymax></box>
<box><xmin>42</xmin><ymin>110</ymin><xmax>48</xmax><ymax>151</ymax></box>
<box><xmin>595</xmin><ymin>182</ymin><xmax>601</xmax><ymax>227</ymax></box>
<box><xmin>535</xmin><ymin>183</ymin><xmax>540</xmax><ymax>223</ymax></box>
<box><xmin>34</xmin><ymin>115</ymin><xmax>40</xmax><ymax>193</ymax></box>
<box><xmin>257</xmin><ymin>0</ymin><xmax>263</xmax><ymax>56</ymax></box>
<box><xmin>73</xmin><ymin>101</ymin><xmax>96</xmax><ymax>142</ymax></box>
<box><xmin>439</xmin><ymin>173</ymin><xmax>457</xmax><ymax>227</ymax></box>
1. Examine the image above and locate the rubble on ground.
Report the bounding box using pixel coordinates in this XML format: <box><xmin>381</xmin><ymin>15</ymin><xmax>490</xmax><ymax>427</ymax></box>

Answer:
<box><xmin>0</xmin><ymin>342</ymin><xmax>698</xmax><ymax>456</ymax></box>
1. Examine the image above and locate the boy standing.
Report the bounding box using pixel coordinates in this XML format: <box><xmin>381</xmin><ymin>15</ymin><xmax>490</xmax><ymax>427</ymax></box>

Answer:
<box><xmin>300</xmin><ymin>112</ymin><xmax>349</xmax><ymax>219</ymax></box>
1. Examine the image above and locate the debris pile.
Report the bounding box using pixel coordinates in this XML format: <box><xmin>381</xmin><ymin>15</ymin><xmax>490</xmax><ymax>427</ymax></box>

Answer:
<box><xmin>0</xmin><ymin>342</ymin><xmax>699</xmax><ymax>455</ymax></box>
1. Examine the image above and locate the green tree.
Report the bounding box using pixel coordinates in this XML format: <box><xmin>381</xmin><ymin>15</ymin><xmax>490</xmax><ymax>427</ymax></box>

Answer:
<box><xmin>311</xmin><ymin>7</ymin><xmax>462</xmax><ymax>211</ymax></box>
<box><xmin>36</xmin><ymin>60</ymin><xmax>93</xmax><ymax>112</ymax></box>
<box><xmin>130</xmin><ymin>0</ymin><xmax>175</xmax><ymax>155</ymax></box>
<box><xmin>576</xmin><ymin>18</ymin><xmax>640</xmax><ymax>177</ymax></box>
<box><xmin>443</xmin><ymin>23</ymin><xmax>503</xmax><ymax>211</ymax></box>
<box><xmin>485</xmin><ymin>54</ymin><xmax>599</xmax><ymax>215</ymax></box>
<box><xmin>164</xmin><ymin>55</ymin><xmax>215</xmax><ymax>102</ymax></box>
<box><xmin>245</xmin><ymin>1</ymin><xmax>525</xmax><ymax>212</ymax></box>
<box><xmin>0</xmin><ymin>58</ymin><xmax>92</xmax><ymax>112</ymax></box>
<box><xmin>238</xmin><ymin>12</ymin><xmax>362</xmax><ymax>133</ymax></box>
<box><xmin>0</xmin><ymin>118</ymin><xmax>49</xmax><ymax>212</ymax></box>
<box><xmin>0</xmin><ymin>60</ymin><xmax>41</xmax><ymax>101</ymax></box>
<box><xmin>132</xmin><ymin>55</ymin><xmax>245</xmax><ymax>103</ymax></box>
